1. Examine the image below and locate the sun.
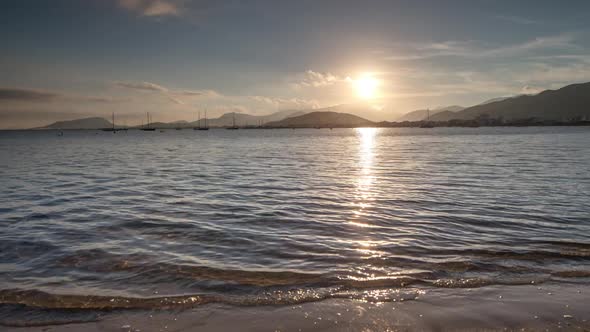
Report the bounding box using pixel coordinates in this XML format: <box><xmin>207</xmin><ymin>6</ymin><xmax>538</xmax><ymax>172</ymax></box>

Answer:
<box><xmin>353</xmin><ymin>74</ymin><xmax>379</xmax><ymax>99</ymax></box>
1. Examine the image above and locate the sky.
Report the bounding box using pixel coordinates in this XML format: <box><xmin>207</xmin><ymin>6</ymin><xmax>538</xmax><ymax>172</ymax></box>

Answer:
<box><xmin>1</xmin><ymin>0</ymin><xmax>590</xmax><ymax>128</ymax></box>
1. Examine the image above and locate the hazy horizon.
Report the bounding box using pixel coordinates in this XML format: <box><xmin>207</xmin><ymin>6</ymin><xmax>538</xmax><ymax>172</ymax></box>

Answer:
<box><xmin>2</xmin><ymin>0</ymin><xmax>590</xmax><ymax>129</ymax></box>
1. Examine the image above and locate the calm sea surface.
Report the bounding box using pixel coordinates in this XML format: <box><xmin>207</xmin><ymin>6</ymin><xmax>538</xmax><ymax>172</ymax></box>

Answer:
<box><xmin>1</xmin><ymin>127</ymin><xmax>589</xmax><ymax>324</ymax></box>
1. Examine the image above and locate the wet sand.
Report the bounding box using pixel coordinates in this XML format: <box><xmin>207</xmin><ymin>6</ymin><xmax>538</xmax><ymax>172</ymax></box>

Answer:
<box><xmin>7</xmin><ymin>282</ymin><xmax>589</xmax><ymax>332</ymax></box>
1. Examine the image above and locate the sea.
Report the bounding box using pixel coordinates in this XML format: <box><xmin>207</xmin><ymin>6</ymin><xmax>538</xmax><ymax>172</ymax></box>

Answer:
<box><xmin>1</xmin><ymin>127</ymin><xmax>589</xmax><ymax>329</ymax></box>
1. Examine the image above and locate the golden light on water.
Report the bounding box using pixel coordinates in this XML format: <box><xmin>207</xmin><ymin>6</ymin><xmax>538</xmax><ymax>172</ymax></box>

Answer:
<box><xmin>353</xmin><ymin>74</ymin><xmax>380</xmax><ymax>99</ymax></box>
<box><xmin>349</xmin><ymin>127</ymin><xmax>379</xmax><ymax>229</ymax></box>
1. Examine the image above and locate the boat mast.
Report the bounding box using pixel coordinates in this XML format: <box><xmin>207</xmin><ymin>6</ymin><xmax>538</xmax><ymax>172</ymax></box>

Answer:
<box><xmin>112</xmin><ymin>112</ymin><xmax>115</xmax><ymax>130</ymax></box>
<box><xmin>204</xmin><ymin>110</ymin><xmax>207</xmax><ymax>128</ymax></box>
<box><xmin>198</xmin><ymin>111</ymin><xmax>201</xmax><ymax>129</ymax></box>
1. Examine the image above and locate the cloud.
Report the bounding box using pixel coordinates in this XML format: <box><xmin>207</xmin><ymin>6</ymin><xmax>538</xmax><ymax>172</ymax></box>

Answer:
<box><xmin>114</xmin><ymin>81</ymin><xmax>220</xmax><ymax>105</ymax></box>
<box><xmin>487</xmin><ymin>34</ymin><xmax>577</xmax><ymax>57</ymax></box>
<box><xmin>293</xmin><ymin>70</ymin><xmax>347</xmax><ymax>88</ymax></box>
<box><xmin>528</xmin><ymin>54</ymin><xmax>590</xmax><ymax>64</ymax></box>
<box><xmin>0</xmin><ymin>88</ymin><xmax>59</xmax><ymax>102</ymax></box>
<box><xmin>518</xmin><ymin>62</ymin><xmax>590</xmax><ymax>84</ymax></box>
<box><xmin>166</xmin><ymin>95</ymin><xmax>184</xmax><ymax>105</ymax></box>
<box><xmin>0</xmin><ymin>88</ymin><xmax>126</xmax><ymax>104</ymax></box>
<box><xmin>143</xmin><ymin>1</ymin><xmax>179</xmax><ymax>16</ymax></box>
<box><xmin>114</xmin><ymin>81</ymin><xmax>169</xmax><ymax>92</ymax></box>
<box><xmin>384</xmin><ymin>33</ymin><xmax>578</xmax><ymax>61</ymax></box>
<box><xmin>117</xmin><ymin>0</ymin><xmax>181</xmax><ymax>17</ymax></box>
<box><xmin>250</xmin><ymin>95</ymin><xmax>320</xmax><ymax>109</ymax></box>
<box><xmin>520</xmin><ymin>85</ymin><xmax>544</xmax><ymax>95</ymax></box>
<box><xmin>70</xmin><ymin>96</ymin><xmax>131</xmax><ymax>103</ymax></box>
<box><xmin>173</xmin><ymin>89</ymin><xmax>220</xmax><ymax>97</ymax></box>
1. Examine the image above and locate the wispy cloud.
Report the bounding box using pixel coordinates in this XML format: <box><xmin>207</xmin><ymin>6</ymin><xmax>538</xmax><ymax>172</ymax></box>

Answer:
<box><xmin>0</xmin><ymin>87</ymin><xmax>127</xmax><ymax>104</ymax></box>
<box><xmin>384</xmin><ymin>33</ymin><xmax>578</xmax><ymax>61</ymax></box>
<box><xmin>118</xmin><ymin>0</ymin><xmax>181</xmax><ymax>17</ymax></box>
<box><xmin>520</xmin><ymin>85</ymin><xmax>544</xmax><ymax>94</ymax></box>
<box><xmin>517</xmin><ymin>62</ymin><xmax>590</xmax><ymax>84</ymax></box>
<box><xmin>174</xmin><ymin>89</ymin><xmax>220</xmax><ymax>97</ymax></box>
<box><xmin>114</xmin><ymin>81</ymin><xmax>168</xmax><ymax>92</ymax></box>
<box><xmin>0</xmin><ymin>88</ymin><xmax>58</xmax><ymax>102</ymax></box>
<box><xmin>293</xmin><ymin>70</ymin><xmax>348</xmax><ymax>88</ymax></box>
<box><xmin>114</xmin><ymin>81</ymin><xmax>220</xmax><ymax>105</ymax></box>
<box><xmin>528</xmin><ymin>54</ymin><xmax>590</xmax><ymax>64</ymax></box>
<box><xmin>250</xmin><ymin>95</ymin><xmax>320</xmax><ymax>109</ymax></box>
<box><xmin>486</xmin><ymin>34</ymin><xmax>577</xmax><ymax>57</ymax></box>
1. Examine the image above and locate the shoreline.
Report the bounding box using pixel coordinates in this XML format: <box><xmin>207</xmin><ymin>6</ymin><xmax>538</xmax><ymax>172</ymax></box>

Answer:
<box><xmin>2</xmin><ymin>123</ymin><xmax>590</xmax><ymax>132</ymax></box>
<box><xmin>6</xmin><ymin>282</ymin><xmax>589</xmax><ymax>331</ymax></box>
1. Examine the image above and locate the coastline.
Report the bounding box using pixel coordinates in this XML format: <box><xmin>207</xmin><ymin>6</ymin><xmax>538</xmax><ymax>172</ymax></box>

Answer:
<box><xmin>2</xmin><ymin>123</ymin><xmax>590</xmax><ymax>132</ymax></box>
<box><xmin>6</xmin><ymin>282</ymin><xmax>589</xmax><ymax>331</ymax></box>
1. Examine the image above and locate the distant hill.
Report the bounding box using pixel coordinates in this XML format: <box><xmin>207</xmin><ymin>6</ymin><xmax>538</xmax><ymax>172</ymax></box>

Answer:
<box><xmin>320</xmin><ymin>103</ymin><xmax>390</xmax><ymax>122</ymax></box>
<box><xmin>265</xmin><ymin>111</ymin><xmax>375</xmax><ymax>128</ymax></box>
<box><xmin>396</xmin><ymin>105</ymin><xmax>465</xmax><ymax>122</ymax></box>
<box><xmin>430</xmin><ymin>82</ymin><xmax>590</xmax><ymax>121</ymax></box>
<box><xmin>426</xmin><ymin>110</ymin><xmax>458</xmax><ymax>121</ymax></box>
<box><xmin>192</xmin><ymin>110</ymin><xmax>305</xmax><ymax>127</ymax></box>
<box><xmin>37</xmin><ymin>117</ymin><xmax>112</xmax><ymax>129</ymax></box>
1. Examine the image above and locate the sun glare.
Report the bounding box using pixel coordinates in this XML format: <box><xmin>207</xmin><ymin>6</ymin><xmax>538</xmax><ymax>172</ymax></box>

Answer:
<box><xmin>354</xmin><ymin>74</ymin><xmax>379</xmax><ymax>99</ymax></box>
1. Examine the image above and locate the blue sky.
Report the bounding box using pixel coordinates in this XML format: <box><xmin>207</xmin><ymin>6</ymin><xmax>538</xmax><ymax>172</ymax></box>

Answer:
<box><xmin>1</xmin><ymin>0</ymin><xmax>590</xmax><ymax>128</ymax></box>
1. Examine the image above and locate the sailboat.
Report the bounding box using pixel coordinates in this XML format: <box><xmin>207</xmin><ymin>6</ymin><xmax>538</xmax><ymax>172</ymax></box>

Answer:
<box><xmin>227</xmin><ymin>112</ymin><xmax>239</xmax><ymax>130</ymax></box>
<box><xmin>141</xmin><ymin>112</ymin><xmax>156</xmax><ymax>131</ymax></box>
<box><xmin>197</xmin><ymin>110</ymin><xmax>210</xmax><ymax>130</ymax></box>
<box><xmin>420</xmin><ymin>109</ymin><xmax>435</xmax><ymax>128</ymax></box>
<box><xmin>102</xmin><ymin>112</ymin><xmax>117</xmax><ymax>132</ymax></box>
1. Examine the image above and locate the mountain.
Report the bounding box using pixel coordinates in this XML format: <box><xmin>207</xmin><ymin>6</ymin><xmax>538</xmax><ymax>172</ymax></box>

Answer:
<box><xmin>396</xmin><ymin>105</ymin><xmax>465</xmax><ymax>122</ymax></box>
<box><xmin>430</xmin><ymin>82</ymin><xmax>590</xmax><ymax>122</ymax></box>
<box><xmin>265</xmin><ymin>111</ymin><xmax>375</xmax><ymax>128</ymax></box>
<box><xmin>37</xmin><ymin>117</ymin><xmax>112</xmax><ymax>129</ymax></box>
<box><xmin>425</xmin><ymin>110</ymin><xmax>458</xmax><ymax>122</ymax></box>
<box><xmin>314</xmin><ymin>103</ymin><xmax>396</xmax><ymax>122</ymax></box>
<box><xmin>189</xmin><ymin>109</ymin><xmax>306</xmax><ymax>127</ymax></box>
<box><xmin>265</xmin><ymin>109</ymin><xmax>308</xmax><ymax>122</ymax></box>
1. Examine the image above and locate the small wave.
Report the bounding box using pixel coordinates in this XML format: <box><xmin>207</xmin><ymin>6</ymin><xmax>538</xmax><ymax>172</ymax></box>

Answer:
<box><xmin>0</xmin><ymin>304</ymin><xmax>100</xmax><ymax>327</ymax></box>
<box><xmin>429</xmin><ymin>276</ymin><xmax>548</xmax><ymax>288</ymax></box>
<box><xmin>56</xmin><ymin>251</ymin><xmax>326</xmax><ymax>287</ymax></box>
<box><xmin>0</xmin><ymin>288</ymin><xmax>347</xmax><ymax>313</ymax></box>
<box><xmin>338</xmin><ymin>275</ymin><xmax>427</xmax><ymax>288</ymax></box>
<box><xmin>0</xmin><ymin>289</ymin><xmax>215</xmax><ymax>310</ymax></box>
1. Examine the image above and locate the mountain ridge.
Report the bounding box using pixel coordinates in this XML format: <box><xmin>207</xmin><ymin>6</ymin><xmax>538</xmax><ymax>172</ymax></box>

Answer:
<box><xmin>430</xmin><ymin>82</ymin><xmax>590</xmax><ymax>121</ymax></box>
<box><xmin>265</xmin><ymin>111</ymin><xmax>375</xmax><ymax>128</ymax></box>
<box><xmin>36</xmin><ymin>117</ymin><xmax>113</xmax><ymax>130</ymax></box>
<box><xmin>396</xmin><ymin>105</ymin><xmax>465</xmax><ymax>122</ymax></box>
